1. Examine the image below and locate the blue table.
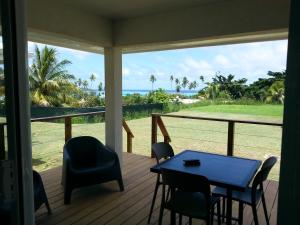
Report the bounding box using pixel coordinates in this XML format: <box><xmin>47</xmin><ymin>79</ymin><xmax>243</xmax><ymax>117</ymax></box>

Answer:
<box><xmin>150</xmin><ymin>150</ymin><xmax>261</xmax><ymax>225</ymax></box>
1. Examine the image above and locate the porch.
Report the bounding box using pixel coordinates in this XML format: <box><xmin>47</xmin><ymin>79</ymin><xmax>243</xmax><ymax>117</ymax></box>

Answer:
<box><xmin>35</xmin><ymin>152</ymin><xmax>278</xmax><ymax>225</ymax></box>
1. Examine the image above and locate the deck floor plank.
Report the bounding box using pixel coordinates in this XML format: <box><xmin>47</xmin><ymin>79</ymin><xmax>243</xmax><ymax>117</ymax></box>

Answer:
<box><xmin>36</xmin><ymin>153</ymin><xmax>278</xmax><ymax>225</ymax></box>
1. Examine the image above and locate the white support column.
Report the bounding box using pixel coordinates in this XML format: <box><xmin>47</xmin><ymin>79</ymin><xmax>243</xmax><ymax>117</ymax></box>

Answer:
<box><xmin>104</xmin><ymin>47</ymin><xmax>123</xmax><ymax>164</ymax></box>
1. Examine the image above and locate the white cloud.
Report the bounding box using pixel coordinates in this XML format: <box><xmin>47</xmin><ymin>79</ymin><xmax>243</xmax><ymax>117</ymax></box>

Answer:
<box><xmin>178</xmin><ymin>57</ymin><xmax>215</xmax><ymax>80</ymax></box>
<box><xmin>123</xmin><ymin>67</ymin><xmax>130</xmax><ymax>76</ymax></box>
<box><xmin>214</xmin><ymin>54</ymin><xmax>231</xmax><ymax>68</ymax></box>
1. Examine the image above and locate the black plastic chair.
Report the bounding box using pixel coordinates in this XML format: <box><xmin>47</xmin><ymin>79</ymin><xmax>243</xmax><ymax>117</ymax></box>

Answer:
<box><xmin>212</xmin><ymin>156</ymin><xmax>277</xmax><ymax>225</ymax></box>
<box><xmin>159</xmin><ymin>168</ymin><xmax>221</xmax><ymax>225</ymax></box>
<box><xmin>33</xmin><ymin>170</ymin><xmax>51</xmax><ymax>214</ymax></box>
<box><xmin>148</xmin><ymin>142</ymin><xmax>174</xmax><ymax>224</ymax></box>
<box><xmin>62</xmin><ymin>136</ymin><xmax>124</xmax><ymax>204</ymax></box>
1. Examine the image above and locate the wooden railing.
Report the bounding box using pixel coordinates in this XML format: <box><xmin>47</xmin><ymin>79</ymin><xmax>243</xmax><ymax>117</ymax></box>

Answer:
<box><xmin>151</xmin><ymin>113</ymin><xmax>283</xmax><ymax>158</ymax></box>
<box><xmin>0</xmin><ymin>111</ymin><xmax>134</xmax><ymax>159</ymax></box>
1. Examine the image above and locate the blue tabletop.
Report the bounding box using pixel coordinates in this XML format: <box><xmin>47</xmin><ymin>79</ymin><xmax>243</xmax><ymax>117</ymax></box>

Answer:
<box><xmin>150</xmin><ymin>150</ymin><xmax>261</xmax><ymax>191</ymax></box>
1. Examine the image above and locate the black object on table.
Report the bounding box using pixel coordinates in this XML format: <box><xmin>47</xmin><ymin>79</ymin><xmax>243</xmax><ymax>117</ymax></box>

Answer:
<box><xmin>150</xmin><ymin>150</ymin><xmax>261</xmax><ymax>225</ymax></box>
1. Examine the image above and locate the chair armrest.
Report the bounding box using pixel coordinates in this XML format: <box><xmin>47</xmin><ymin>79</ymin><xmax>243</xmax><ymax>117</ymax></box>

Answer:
<box><xmin>99</xmin><ymin>146</ymin><xmax>119</xmax><ymax>163</ymax></box>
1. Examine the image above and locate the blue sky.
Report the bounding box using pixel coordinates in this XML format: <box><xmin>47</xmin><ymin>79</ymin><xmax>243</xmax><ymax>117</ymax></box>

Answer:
<box><xmin>28</xmin><ymin>39</ymin><xmax>288</xmax><ymax>90</ymax></box>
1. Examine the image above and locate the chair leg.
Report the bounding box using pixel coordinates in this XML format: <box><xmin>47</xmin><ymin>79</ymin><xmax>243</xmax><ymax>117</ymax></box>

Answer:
<box><xmin>189</xmin><ymin>217</ymin><xmax>192</xmax><ymax>225</ymax></box>
<box><xmin>238</xmin><ymin>202</ymin><xmax>243</xmax><ymax>225</ymax></box>
<box><xmin>148</xmin><ymin>178</ymin><xmax>160</xmax><ymax>223</ymax></box>
<box><xmin>170</xmin><ymin>210</ymin><xmax>176</xmax><ymax>225</ymax></box>
<box><xmin>158</xmin><ymin>203</ymin><xmax>164</xmax><ymax>225</ymax></box>
<box><xmin>222</xmin><ymin>197</ymin><xmax>226</xmax><ymax>223</ymax></box>
<box><xmin>45</xmin><ymin>200</ymin><xmax>52</xmax><ymax>215</ymax></box>
<box><xmin>166</xmin><ymin>186</ymin><xmax>171</xmax><ymax>201</ymax></box>
<box><xmin>252</xmin><ymin>204</ymin><xmax>259</xmax><ymax>225</ymax></box>
<box><xmin>210</xmin><ymin>205</ymin><xmax>214</xmax><ymax>224</ymax></box>
<box><xmin>64</xmin><ymin>186</ymin><xmax>72</xmax><ymax>205</ymax></box>
<box><xmin>261</xmin><ymin>193</ymin><xmax>270</xmax><ymax>225</ymax></box>
<box><xmin>118</xmin><ymin>178</ymin><xmax>124</xmax><ymax>191</ymax></box>
<box><xmin>179</xmin><ymin>214</ymin><xmax>183</xmax><ymax>225</ymax></box>
<box><xmin>217</xmin><ymin>201</ymin><xmax>221</xmax><ymax>225</ymax></box>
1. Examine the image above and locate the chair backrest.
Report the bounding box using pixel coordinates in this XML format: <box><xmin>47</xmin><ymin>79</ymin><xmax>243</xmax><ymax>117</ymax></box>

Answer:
<box><xmin>64</xmin><ymin>136</ymin><xmax>103</xmax><ymax>168</ymax></box>
<box><xmin>252</xmin><ymin>156</ymin><xmax>277</xmax><ymax>192</ymax></box>
<box><xmin>152</xmin><ymin>142</ymin><xmax>174</xmax><ymax>163</ymax></box>
<box><xmin>161</xmin><ymin>168</ymin><xmax>211</xmax><ymax>197</ymax></box>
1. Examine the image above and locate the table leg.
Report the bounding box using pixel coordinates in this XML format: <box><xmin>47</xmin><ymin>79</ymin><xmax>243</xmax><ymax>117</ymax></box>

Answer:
<box><xmin>226</xmin><ymin>189</ymin><xmax>233</xmax><ymax>225</ymax></box>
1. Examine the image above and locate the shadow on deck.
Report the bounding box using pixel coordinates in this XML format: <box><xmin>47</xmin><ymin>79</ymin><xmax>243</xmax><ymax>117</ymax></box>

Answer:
<box><xmin>35</xmin><ymin>153</ymin><xmax>278</xmax><ymax>225</ymax></box>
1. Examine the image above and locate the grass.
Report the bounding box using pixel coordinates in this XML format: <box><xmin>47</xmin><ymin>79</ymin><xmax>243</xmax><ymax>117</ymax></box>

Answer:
<box><xmin>8</xmin><ymin>104</ymin><xmax>282</xmax><ymax>181</ymax></box>
<box><xmin>186</xmin><ymin>104</ymin><xmax>283</xmax><ymax>118</ymax></box>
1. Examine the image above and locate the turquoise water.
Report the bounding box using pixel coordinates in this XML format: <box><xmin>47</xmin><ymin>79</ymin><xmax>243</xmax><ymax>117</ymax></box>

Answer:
<box><xmin>95</xmin><ymin>90</ymin><xmax>198</xmax><ymax>97</ymax></box>
<box><xmin>122</xmin><ymin>90</ymin><xmax>197</xmax><ymax>96</ymax></box>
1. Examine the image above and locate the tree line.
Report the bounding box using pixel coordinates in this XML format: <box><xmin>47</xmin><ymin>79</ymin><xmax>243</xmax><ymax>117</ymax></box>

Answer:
<box><xmin>149</xmin><ymin>70</ymin><xmax>285</xmax><ymax>104</ymax></box>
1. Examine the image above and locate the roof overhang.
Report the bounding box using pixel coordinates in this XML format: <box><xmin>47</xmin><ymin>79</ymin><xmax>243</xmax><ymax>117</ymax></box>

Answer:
<box><xmin>27</xmin><ymin>0</ymin><xmax>290</xmax><ymax>53</ymax></box>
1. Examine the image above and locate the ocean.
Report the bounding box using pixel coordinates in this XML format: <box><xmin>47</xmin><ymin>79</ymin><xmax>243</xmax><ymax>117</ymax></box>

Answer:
<box><xmin>92</xmin><ymin>89</ymin><xmax>198</xmax><ymax>97</ymax></box>
<box><xmin>122</xmin><ymin>90</ymin><xmax>198</xmax><ymax>96</ymax></box>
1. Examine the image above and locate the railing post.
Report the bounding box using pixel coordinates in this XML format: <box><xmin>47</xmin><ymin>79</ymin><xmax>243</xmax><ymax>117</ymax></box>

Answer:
<box><xmin>0</xmin><ymin>124</ymin><xmax>5</xmax><ymax>160</ymax></box>
<box><xmin>65</xmin><ymin>117</ymin><xmax>72</xmax><ymax>143</ymax></box>
<box><xmin>127</xmin><ymin>134</ymin><xmax>133</xmax><ymax>153</ymax></box>
<box><xmin>151</xmin><ymin>114</ymin><xmax>158</xmax><ymax>158</ymax></box>
<box><xmin>122</xmin><ymin>119</ymin><xmax>134</xmax><ymax>153</ymax></box>
<box><xmin>227</xmin><ymin>121</ymin><xmax>235</xmax><ymax>156</ymax></box>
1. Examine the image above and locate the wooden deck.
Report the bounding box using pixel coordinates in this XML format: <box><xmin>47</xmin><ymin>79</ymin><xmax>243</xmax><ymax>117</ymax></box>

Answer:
<box><xmin>35</xmin><ymin>153</ymin><xmax>278</xmax><ymax>225</ymax></box>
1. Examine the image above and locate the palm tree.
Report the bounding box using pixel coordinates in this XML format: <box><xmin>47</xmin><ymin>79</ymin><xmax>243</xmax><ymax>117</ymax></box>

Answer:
<box><xmin>170</xmin><ymin>75</ymin><xmax>174</xmax><ymax>90</ymax></box>
<box><xmin>265</xmin><ymin>81</ymin><xmax>285</xmax><ymax>104</ymax></box>
<box><xmin>29</xmin><ymin>45</ymin><xmax>75</xmax><ymax>106</ymax></box>
<box><xmin>175</xmin><ymin>78</ymin><xmax>180</xmax><ymax>86</ymax></box>
<box><xmin>182</xmin><ymin>76</ymin><xmax>189</xmax><ymax>90</ymax></box>
<box><xmin>150</xmin><ymin>74</ymin><xmax>156</xmax><ymax>91</ymax></box>
<box><xmin>77</xmin><ymin>78</ymin><xmax>82</xmax><ymax>88</ymax></box>
<box><xmin>82</xmin><ymin>80</ymin><xmax>89</xmax><ymax>90</ymax></box>
<box><xmin>188</xmin><ymin>81</ymin><xmax>198</xmax><ymax>90</ymax></box>
<box><xmin>98</xmin><ymin>81</ymin><xmax>103</xmax><ymax>97</ymax></box>
<box><xmin>89</xmin><ymin>73</ymin><xmax>96</xmax><ymax>88</ymax></box>
<box><xmin>199</xmin><ymin>75</ymin><xmax>204</xmax><ymax>83</ymax></box>
<box><xmin>206</xmin><ymin>84</ymin><xmax>220</xmax><ymax>100</ymax></box>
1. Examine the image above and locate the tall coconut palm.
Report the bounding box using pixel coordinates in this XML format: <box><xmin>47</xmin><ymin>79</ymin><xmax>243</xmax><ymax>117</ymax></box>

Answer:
<box><xmin>170</xmin><ymin>75</ymin><xmax>174</xmax><ymax>90</ymax></box>
<box><xmin>29</xmin><ymin>45</ymin><xmax>75</xmax><ymax>106</ymax></box>
<box><xmin>89</xmin><ymin>73</ymin><xmax>97</xmax><ymax>88</ymax></box>
<box><xmin>182</xmin><ymin>76</ymin><xmax>189</xmax><ymax>90</ymax></box>
<box><xmin>188</xmin><ymin>81</ymin><xmax>198</xmax><ymax>90</ymax></box>
<box><xmin>150</xmin><ymin>74</ymin><xmax>156</xmax><ymax>91</ymax></box>
<box><xmin>82</xmin><ymin>80</ymin><xmax>89</xmax><ymax>90</ymax></box>
<box><xmin>199</xmin><ymin>75</ymin><xmax>204</xmax><ymax>83</ymax></box>
<box><xmin>77</xmin><ymin>78</ymin><xmax>82</xmax><ymax>88</ymax></box>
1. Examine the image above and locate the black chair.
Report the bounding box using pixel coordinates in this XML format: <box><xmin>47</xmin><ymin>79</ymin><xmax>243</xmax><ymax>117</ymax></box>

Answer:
<box><xmin>212</xmin><ymin>156</ymin><xmax>277</xmax><ymax>225</ymax></box>
<box><xmin>159</xmin><ymin>168</ymin><xmax>221</xmax><ymax>225</ymax></box>
<box><xmin>33</xmin><ymin>170</ymin><xmax>51</xmax><ymax>214</ymax></box>
<box><xmin>148</xmin><ymin>142</ymin><xmax>174</xmax><ymax>224</ymax></box>
<box><xmin>62</xmin><ymin>136</ymin><xmax>124</xmax><ymax>204</ymax></box>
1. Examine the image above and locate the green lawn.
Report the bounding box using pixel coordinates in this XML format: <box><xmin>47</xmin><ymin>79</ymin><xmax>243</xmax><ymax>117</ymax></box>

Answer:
<box><xmin>186</xmin><ymin>104</ymin><xmax>283</xmax><ymax>118</ymax></box>
<box><xmin>25</xmin><ymin>104</ymin><xmax>282</xmax><ymax>181</ymax></box>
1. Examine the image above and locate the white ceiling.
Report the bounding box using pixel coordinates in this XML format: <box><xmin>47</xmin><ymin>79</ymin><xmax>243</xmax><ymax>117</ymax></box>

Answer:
<box><xmin>62</xmin><ymin>0</ymin><xmax>226</xmax><ymax>19</ymax></box>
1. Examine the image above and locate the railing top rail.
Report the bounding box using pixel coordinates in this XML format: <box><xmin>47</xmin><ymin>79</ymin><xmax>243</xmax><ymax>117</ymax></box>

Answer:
<box><xmin>0</xmin><ymin>111</ymin><xmax>106</xmax><ymax>125</ymax></box>
<box><xmin>152</xmin><ymin>113</ymin><xmax>283</xmax><ymax>127</ymax></box>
